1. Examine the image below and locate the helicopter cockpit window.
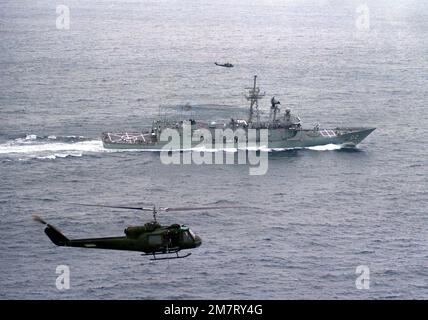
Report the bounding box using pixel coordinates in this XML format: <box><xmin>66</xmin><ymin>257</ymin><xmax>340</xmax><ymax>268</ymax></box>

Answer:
<box><xmin>182</xmin><ymin>231</ymin><xmax>193</xmax><ymax>242</ymax></box>
<box><xmin>188</xmin><ymin>229</ymin><xmax>196</xmax><ymax>239</ymax></box>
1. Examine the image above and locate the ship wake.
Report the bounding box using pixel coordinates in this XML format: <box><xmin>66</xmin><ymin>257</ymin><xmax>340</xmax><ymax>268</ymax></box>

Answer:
<box><xmin>0</xmin><ymin>134</ymin><xmax>104</xmax><ymax>160</ymax></box>
<box><xmin>0</xmin><ymin>134</ymin><xmax>348</xmax><ymax>161</ymax></box>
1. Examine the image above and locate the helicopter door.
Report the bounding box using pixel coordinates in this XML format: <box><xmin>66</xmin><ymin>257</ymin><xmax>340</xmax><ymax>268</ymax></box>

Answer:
<box><xmin>169</xmin><ymin>231</ymin><xmax>180</xmax><ymax>248</ymax></box>
<box><xmin>147</xmin><ymin>234</ymin><xmax>163</xmax><ymax>247</ymax></box>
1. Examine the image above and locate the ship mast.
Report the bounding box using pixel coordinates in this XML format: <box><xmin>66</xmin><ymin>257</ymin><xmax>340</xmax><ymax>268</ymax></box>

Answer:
<box><xmin>245</xmin><ymin>75</ymin><xmax>265</xmax><ymax>125</ymax></box>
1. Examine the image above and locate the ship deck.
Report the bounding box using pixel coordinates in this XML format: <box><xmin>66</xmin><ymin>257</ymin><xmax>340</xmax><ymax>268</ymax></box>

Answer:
<box><xmin>102</xmin><ymin>132</ymin><xmax>155</xmax><ymax>145</ymax></box>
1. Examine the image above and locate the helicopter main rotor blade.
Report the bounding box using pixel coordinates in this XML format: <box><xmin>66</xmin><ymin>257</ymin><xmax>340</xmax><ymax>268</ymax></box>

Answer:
<box><xmin>69</xmin><ymin>203</ymin><xmax>154</xmax><ymax>211</ymax></box>
<box><xmin>159</xmin><ymin>206</ymin><xmax>247</xmax><ymax>212</ymax></box>
<box><xmin>69</xmin><ymin>203</ymin><xmax>248</xmax><ymax>213</ymax></box>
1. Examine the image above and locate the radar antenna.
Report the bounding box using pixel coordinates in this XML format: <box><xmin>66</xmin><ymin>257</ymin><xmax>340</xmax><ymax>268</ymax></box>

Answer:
<box><xmin>245</xmin><ymin>75</ymin><xmax>265</xmax><ymax>125</ymax></box>
<box><xmin>152</xmin><ymin>205</ymin><xmax>158</xmax><ymax>222</ymax></box>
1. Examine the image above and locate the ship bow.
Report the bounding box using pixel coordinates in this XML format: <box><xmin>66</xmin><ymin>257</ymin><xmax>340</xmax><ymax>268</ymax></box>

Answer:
<box><xmin>340</xmin><ymin>127</ymin><xmax>376</xmax><ymax>147</ymax></box>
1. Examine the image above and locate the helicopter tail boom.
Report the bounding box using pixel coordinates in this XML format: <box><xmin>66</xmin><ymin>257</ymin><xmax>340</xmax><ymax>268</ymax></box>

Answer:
<box><xmin>44</xmin><ymin>224</ymin><xmax>69</xmax><ymax>246</ymax></box>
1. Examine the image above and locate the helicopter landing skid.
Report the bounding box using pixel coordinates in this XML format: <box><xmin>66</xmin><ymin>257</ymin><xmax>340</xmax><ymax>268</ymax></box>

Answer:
<box><xmin>144</xmin><ymin>251</ymin><xmax>192</xmax><ymax>261</ymax></box>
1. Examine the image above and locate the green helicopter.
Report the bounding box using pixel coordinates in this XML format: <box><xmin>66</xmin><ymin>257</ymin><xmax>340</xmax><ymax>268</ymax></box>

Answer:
<box><xmin>33</xmin><ymin>203</ymin><xmax>240</xmax><ymax>260</ymax></box>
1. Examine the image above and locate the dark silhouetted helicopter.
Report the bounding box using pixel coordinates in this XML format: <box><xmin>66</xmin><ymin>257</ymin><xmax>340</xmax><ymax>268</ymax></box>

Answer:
<box><xmin>214</xmin><ymin>62</ymin><xmax>234</xmax><ymax>68</ymax></box>
<box><xmin>34</xmin><ymin>203</ymin><xmax>241</xmax><ymax>260</ymax></box>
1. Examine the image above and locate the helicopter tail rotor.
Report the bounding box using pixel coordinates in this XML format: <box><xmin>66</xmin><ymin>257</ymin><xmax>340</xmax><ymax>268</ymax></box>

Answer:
<box><xmin>32</xmin><ymin>215</ymin><xmax>69</xmax><ymax>246</ymax></box>
<box><xmin>32</xmin><ymin>214</ymin><xmax>47</xmax><ymax>225</ymax></box>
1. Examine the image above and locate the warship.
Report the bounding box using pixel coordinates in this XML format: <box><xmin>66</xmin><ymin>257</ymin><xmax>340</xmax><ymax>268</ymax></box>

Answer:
<box><xmin>102</xmin><ymin>76</ymin><xmax>375</xmax><ymax>150</ymax></box>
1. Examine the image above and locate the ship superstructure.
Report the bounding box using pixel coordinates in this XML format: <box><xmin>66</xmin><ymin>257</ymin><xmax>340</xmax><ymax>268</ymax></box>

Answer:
<box><xmin>102</xmin><ymin>76</ymin><xmax>375</xmax><ymax>150</ymax></box>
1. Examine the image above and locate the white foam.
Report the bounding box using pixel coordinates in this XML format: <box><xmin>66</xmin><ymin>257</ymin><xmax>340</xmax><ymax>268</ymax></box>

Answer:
<box><xmin>306</xmin><ymin>144</ymin><xmax>342</xmax><ymax>151</ymax></box>
<box><xmin>191</xmin><ymin>146</ymin><xmax>222</xmax><ymax>153</ymax></box>
<box><xmin>36</xmin><ymin>153</ymin><xmax>83</xmax><ymax>160</ymax></box>
<box><xmin>246</xmin><ymin>145</ymin><xmax>269</xmax><ymax>151</ymax></box>
<box><xmin>0</xmin><ymin>134</ymin><xmax>345</xmax><ymax>161</ymax></box>
<box><xmin>25</xmin><ymin>134</ymin><xmax>37</xmax><ymax>140</ymax></box>
<box><xmin>0</xmin><ymin>140</ymin><xmax>104</xmax><ymax>154</ymax></box>
<box><xmin>36</xmin><ymin>155</ymin><xmax>56</xmax><ymax>160</ymax></box>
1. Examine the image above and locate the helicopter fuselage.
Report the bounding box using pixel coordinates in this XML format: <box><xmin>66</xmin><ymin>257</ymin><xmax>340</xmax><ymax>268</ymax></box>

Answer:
<box><xmin>43</xmin><ymin>220</ymin><xmax>201</xmax><ymax>255</ymax></box>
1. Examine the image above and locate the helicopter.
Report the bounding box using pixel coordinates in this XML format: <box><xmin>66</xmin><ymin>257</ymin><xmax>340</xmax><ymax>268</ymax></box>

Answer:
<box><xmin>214</xmin><ymin>62</ymin><xmax>234</xmax><ymax>68</ymax></box>
<box><xmin>33</xmin><ymin>203</ymin><xmax>241</xmax><ymax>260</ymax></box>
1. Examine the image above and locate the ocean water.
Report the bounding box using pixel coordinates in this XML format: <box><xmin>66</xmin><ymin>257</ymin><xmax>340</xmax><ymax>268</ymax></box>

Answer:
<box><xmin>0</xmin><ymin>0</ymin><xmax>427</xmax><ymax>299</ymax></box>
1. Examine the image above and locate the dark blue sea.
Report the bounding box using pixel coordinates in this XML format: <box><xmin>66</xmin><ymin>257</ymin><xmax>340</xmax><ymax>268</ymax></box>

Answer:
<box><xmin>0</xmin><ymin>0</ymin><xmax>427</xmax><ymax>299</ymax></box>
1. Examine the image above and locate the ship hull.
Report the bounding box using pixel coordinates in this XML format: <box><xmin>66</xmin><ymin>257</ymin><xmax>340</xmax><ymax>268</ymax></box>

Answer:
<box><xmin>102</xmin><ymin>127</ymin><xmax>375</xmax><ymax>150</ymax></box>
